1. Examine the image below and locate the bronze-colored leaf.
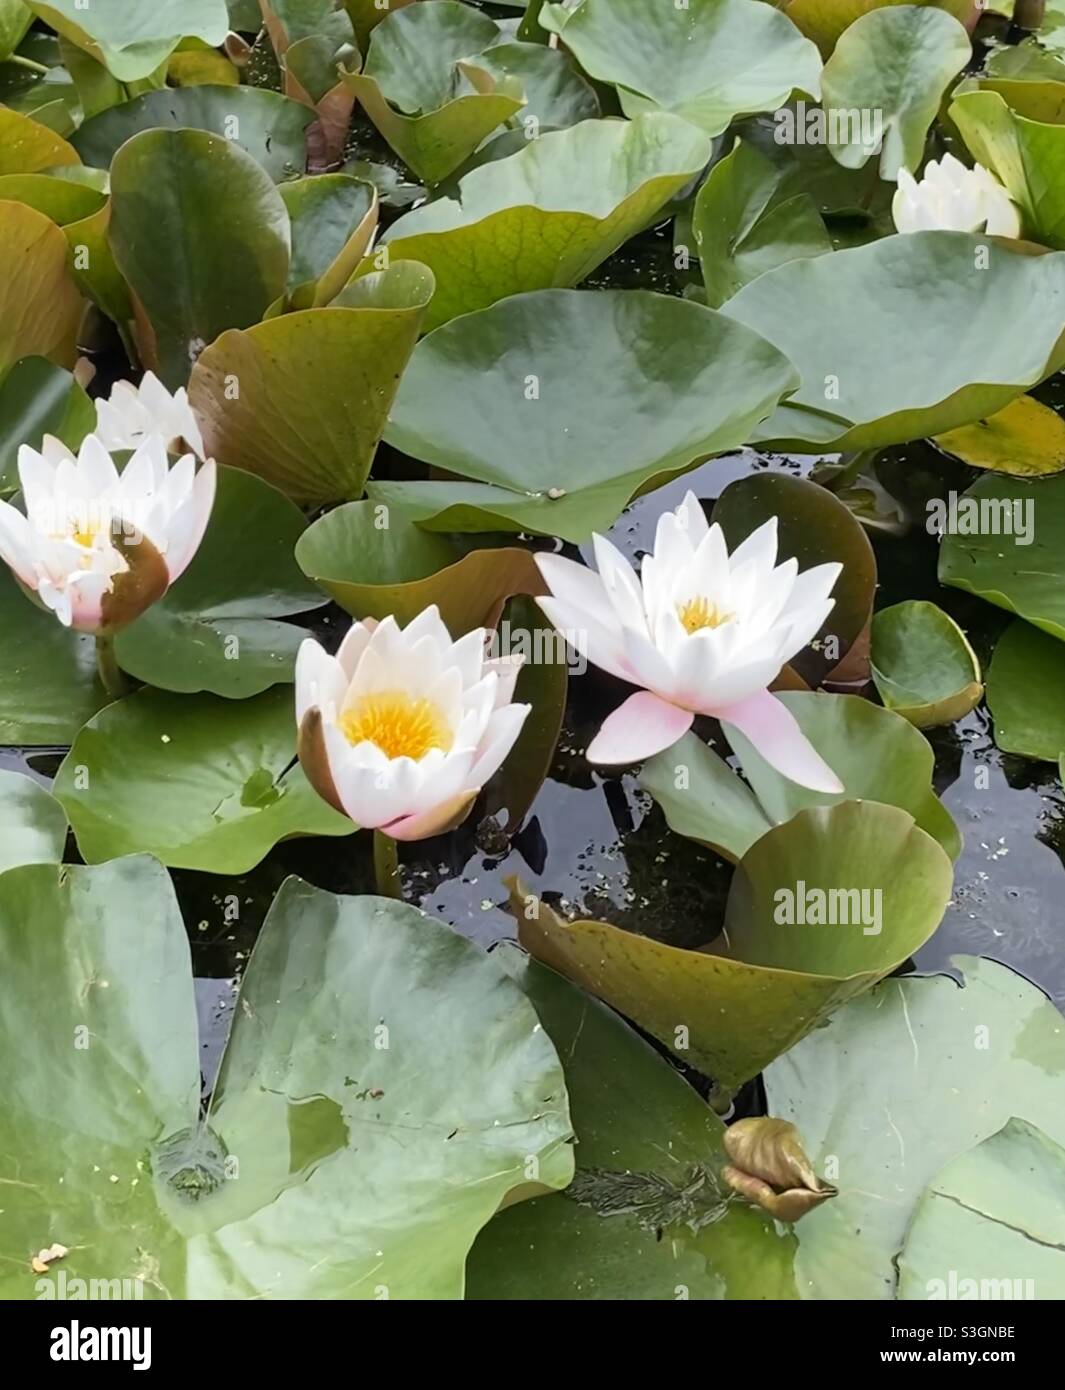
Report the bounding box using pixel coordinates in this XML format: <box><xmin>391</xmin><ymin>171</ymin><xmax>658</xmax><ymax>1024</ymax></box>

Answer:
<box><xmin>721</xmin><ymin>1118</ymin><xmax>836</xmax><ymax>1222</ymax></box>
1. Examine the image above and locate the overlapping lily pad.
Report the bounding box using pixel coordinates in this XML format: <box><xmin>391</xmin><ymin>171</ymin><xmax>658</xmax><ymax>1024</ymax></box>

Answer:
<box><xmin>938</xmin><ymin>472</ymin><xmax>1065</xmax><ymax>638</ymax></box>
<box><xmin>0</xmin><ymin>199</ymin><xmax>84</xmax><ymax>374</ymax></box>
<box><xmin>540</xmin><ymin>0</ymin><xmax>822</xmax><ymax>137</ymax></box>
<box><xmin>871</xmin><ymin>600</ymin><xmax>983</xmax><ymax>729</ymax></box>
<box><xmin>819</xmin><ymin>4</ymin><xmax>971</xmax><ymax>178</ymax></box>
<box><xmin>25</xmin><ymin>0</ymin><xmax>229</xmax><ymax>82</ymax></box>
<box><xmin>0</xmin><ymin>864</ymin><xmax>574</xmax><ymax>1299</ymax></box>
<box><xmin>0</xmin><ymin>170</ymin><xmax>105</xmax><ymax>224</ymax></box>
<box><xmin>0</xmin><ymin>770</ymin><xmax>67</xmax><ymax>872</ymax></box>
<box><xmin>114</xmin><ymin>468</ymin><xmax>327</xmax><ymax>699</ymax></box>
<box><xmin>54</xmin><ymin>686</ymin><xmax>355</xmax><ymax>873</ymax></box>
<box><xmin>987</xmin><ymin>618</ymin><xmax>1065</xmax><ymax>760</ymax></box>
<box><xmin>0</xmin><ymin>106</ymin><xmax>79</xmax><ymax>175</ymax></box>
<box><xmin>0</xmin><ymin>0</ymin><xmax>32</xmax><ymax>62</ymax></box>
<box><xmin>933</xmin><ymin>394</ymin><xmax>1065</xmax><ymax>476</ymax></box>
<box><xmin>784</xmin><ymin>0</ymin><xmax>978</xmax><ymax>56</ymax></box>
<box><xmin>73</xmin><ymin>85</ymin><xmax>314</xmax><ymax>182</ymax></box>
<box><xmin>764</xmin><ymin>957</ymin><xmax>1065</xmax><ymax>1298</ymax></box>
<box><xmin>262</xmin><ymin>0</ymin><xmax>359</xmax><ymax>169</ymax></box>
<box><xmin>342</xmin><ymin>1</ymin><xmax>525</xmax><ymax>184</ymax></box>
<box><xmin>278</xmin><ymin>174</ymin><xmax>377</xmax><ymax>308</ymax></box>
<box><xmin>381</xmin><ymin>114</ymin><xmax>713</xmax><ymax>329</ymax></box>
<box><xmin>470</xmin><ymin>39</ymin><xmax>600</xmax><ymax>131</ymax></box>
<box><xmin>467</xmin><ymin>945</ymin><xmax>799</xmax><ymax>1299</ymax></box>
<box><xmin>376</xmin><ymin>288</ymin><xmax>796</xmax><ymax>541</ymax></box>
<box><xmin>0</xmin><ymin>356</ymin><xmax>93</xmax><ymax>494</ymax></box>
<box><xmin>108</xmin><ymin>129</ymin><xmax>292</xmax><ymax>389</ymax></box>
<box><xmin>724</xmin><ymin>232</ymin><xmax>1065</xmax><ymax>450</ymax></box>
<box><xmin>513</xmin><ymin>797</ymin><xmax>954</xmax><ymax>1091</ymax></box>
<box><xmin>187</xmin><ymin>261</ymin><xmax>435</xmax><ymax>504</ymax></box>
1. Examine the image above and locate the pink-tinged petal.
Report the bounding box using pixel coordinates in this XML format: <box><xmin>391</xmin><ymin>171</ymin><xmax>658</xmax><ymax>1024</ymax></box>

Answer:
<box><xmin>385</xmin><ymin>789</ymin><xmax>479</xmax><ymax>842</ymax></box>
<box><xmin>63</xmin><ymin>571</ymin><xmax>113</xmax><ymax>634</ymax></box>
<box><xmin>586</xmin><ymin>691</ymin><xmax>694</xmax><ymax>766</ymax></box>
<box><xmin>718</xmin><ymin>689</ymin><xmax>843</xmax><ymax>794</ymax></box>
<box><xmin>165</xmin><ymin>460</ymin><xmax>216</xmax><ymax>582</ymax></box>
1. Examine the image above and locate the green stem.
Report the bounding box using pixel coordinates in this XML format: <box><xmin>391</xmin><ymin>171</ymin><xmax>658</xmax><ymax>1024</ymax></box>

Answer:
<box><xmin>95</xmin><ymin>634</ymin><xmax>129</xmax><ymax>700</ymax></box>
<box><xmin>5</xmin><ymin>54</ymin><xmax>50</xmax><ymax>75</ymax></box>
<box><xmin>373</xmin><ymin>830</ymin><xmax>402</xmax><ymax>900</ymax></box>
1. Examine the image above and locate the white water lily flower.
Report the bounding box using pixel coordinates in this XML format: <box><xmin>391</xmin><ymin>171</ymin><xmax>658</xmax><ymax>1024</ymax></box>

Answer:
<box><xmin>892</xmin><ymin>154</ymin><xmax>1021</xmax><ymax>238</ymax></box>
<box><xmin>535</xmin><ymin>491</ymin><xmax>844</xmax><ymax>792</ymax></box>
<box><xmin>0</xmin><ymin>433</ymin><xmax>216</xmax><ymax>632</ymax></box>
<box><xmin>94</xmin><ymin>370</ymin><xmax>206</xmax><ymax>459</ymax></box>
<box><xmin>296</xmin><ymin>607</ymin><xmax>531</xmax><ymax>841</ymax></box>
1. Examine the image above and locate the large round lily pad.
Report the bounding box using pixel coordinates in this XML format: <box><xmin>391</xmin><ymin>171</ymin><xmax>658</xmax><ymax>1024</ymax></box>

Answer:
<box><xmin>986</xmin><ymin>618</ymin><xmax>1065</xmax><ymax>761</ymax></box>
<box><xmin>187</xmin><ymin>261</ymin><xmax>435</xmax><ymax>504</ymax></box>
<box><xmin>540</xmin><ymin>0</ymin><xmax>822</xmax><ymax>137</ymax></box>
<box><xmin>724</xmin><ymin>232</ymin><xmax>1065</xmax><ymax>450</ymax></box>
<box><xmin>377</xmin><ymin>288</ymin><xmax>797</xmax><ymax>541</ymax></box>
<box><xmin>764</xmin><ymin>956</ymin><xmax>1065</xmax><ymax>1299</ymax></box>
<box><xmin>381</xmin><ymin>114</ymin><xmax>713</xmax><ymax>329</ymax></box>
<box><xmin>938</xmin><ymin>472</ymin><xmax>1065</xmax><ymax>639</ymax></box>
<box><xmin>108</xmin><ymin>128</ymin><xmax>291</xmax><ymax>389</ymax></box>
<box><xmin>0</xmin><ymin>863</ymin><xmax>574</xmax><ymax>1299</ymax></box>
<box><xmin>54</xmin><ymin>685</ymin><xmax>355</xmax><ymax>873</ymax></box>
<box><xmin>871</xmin><ymin>600</ymin><xmax>983</xmax><ymax>729</ymax></box>
<box><xmin>0</xmin><ymin>199</ymin><xmax>84</xmax><ymax>374</ymax></box>
<box><xmin>73</xmin><ymin>85</ymin><xmax>314</xmax><ymax>182</ymax></box>
<box><xmin>467</xmin><ymin>945</ymin><xmax>799</xmax><ymax>1299</ymax></box>
<box><xmin>514</xmin><ymin>797</ymin><xmax>954</xmax><ymax>1091</ymax></box>
<box><xmin>25</xmin><ymin>0</ymin><xmax>230</xmax><ymax>82</ymax></box>
<box><xmin>115</xmin><ymin>467</ymin><xmax>327</xmax><ymax>699</ymax></box>
<box><xmin>0</xmin><ymin>770</ymin><xmax>68</xmax><ymax>872</ymax></box>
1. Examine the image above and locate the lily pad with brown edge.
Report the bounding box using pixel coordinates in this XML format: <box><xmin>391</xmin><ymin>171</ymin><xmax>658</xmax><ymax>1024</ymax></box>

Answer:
<box><xmin>723</xmin><ymin>232</ymin><xmax>1065</xmax><ymax>451</ymax></box>
<box><xmin>114</xmin><ymin>468</ymin><xmax>328</xmax><ymax>700</ymax></box>
<box><xmin>108</xmin><ymin>128</ymin><xmax>292</xmax><ymax>390</ymax></box>
<box><xmin>0</xmin><ymin>200</ymin><xmax>84</xmax><ymax>374</ymax></box>
<box><xmin>721</xmin><ymin>1118</ymin><xmax>836</xmax><ymax>1223</ymax></box>
<box><xmin>25</xmin><ymin>0</ymin><xmax>229</xmax><ymax>83</ymax></box>
<box><xmin>466</xmin><ymin>943</ymin><xmax>800</xmax><ymax>1300</ymax></box>
<box><xmin>712</xmin><ymin>472</ymin><xmax>876</xmax><ymax>690</ymax></box>
<box><xmin>783</xmin><ymin>0</ymin><xmax>978</xmax><ymax>56</ymax></box>
<box><xmin>870</xmin><ymin>600</ymin><xmax>983</xmax><ymax>729</ymax></box>
<box><xmin>375</xmin><ymin>287</ymin><xmax>797</xmax><ymax>543</ymax></box>
<box><xmin>380</xmin><ymin>114</ymin><xmax>713</xmax><ymax>330</ymax></box>
<box><xmin>261</xmin><ymin>0</ymin><xmax>359</xmax><ymax>169</ymax></box>
<box><xmin>938</xmin><ymin>472</ymin><xmax>1065</xmax><ymax>640</ymax></box>
<box><xmin>510</xmin><ymin>797</ymin><xmax>955</xmax><ymax>1091</ymax></box>
<box><xmin>469</xmin><ymin>39</ymin><xmax>600</xmax><ymax>131</ymax></box>
<box><xmin>187</xmin><ymin>261</ymin><xmax>435</xmax><ymax>506</ymax></box>
<box><xmin>987</xmin><ymin>618</ymin><xmax>1065</xmax><ymax>761</ymax></box>
<box><xmin>0</xmin><ymin>172</ymin><xmax>104</xmax><ymax>225</ymax></box>
<box><xmin>932</xmin><ymin>395</ymin><xmax>1065</xmax><ymax>477</ymax></box>
<box><xmin>764</xmin><ymin>956</ymin><xmax>1065</xmax><ymax>1299</ymax></box>
<box><xmin>0</xmin><ymin>356</ymin><xmax>94</xmax><ymax>496</ymax></box>
<box><xmin>53</xmin><ymin>685</ymin><xmax>355</xmax><ymax>874</ymax></box>
<box><xmin>277</xmin><ymin>175</ymin><xmax>378</xmax><ymax>309</ymax></box>
<box><xmin>0</xmin><ymin>106</ymin><xmax>79</xmax><ymax>175</ymax></box>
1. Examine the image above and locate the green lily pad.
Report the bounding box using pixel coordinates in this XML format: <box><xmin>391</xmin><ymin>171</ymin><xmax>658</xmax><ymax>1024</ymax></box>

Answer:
<box><xmin>952</xmin><ymin>88</ymin><xmax>1065</xmax><ymax>248</ymax></box>
<box><xmin>540</xmin><ymin>0</ymin><xmax>822</xmax><ymax>137</ymax></box>
<box><xmin>0</xmin><ymin>356</ymin><xmax>94</xmax><ymax>495</ymax></box>
<box><xmin>0</xmin><ymin>567</ymin><xmax>107</xmax><ymax>745</ymax></box>
<box><xmin>108</xmin><ymin>129</ymin><xmax>292</xmax><ymax>390</ymax></box>
<box><xmin>515</xmin><ymin>798</ymin><xmax>954</xmax><ymax>1091</ymax></box>
<box><xmin>470</xmin><ymin>39</ymin><xmax>599</xmax><ymax>130</ymax></box>
<box><xmin>692</xmin><ymin>137</ymin><xmax>832</xmax><ymax>308</ymax></box>
<box><xmin>938</xmin><ymin>473</ymin><xmax>1065</xmax><ymax>639</ymax></box>
<box><xmin>63</xmin><ymin>200</ymin><xmax>135</xmax><ymax>344</ymax></box>
<box><xmin>54</xmin><ymin>686</ymin><xmax>355</xmax><ymax>873</ymax></box>
<box><xmin>0</xmin><ymin>0</ymin><xmax>32</xmax><ymax>62</ymax></box>
<box><xmin>0</xmin><ymin>199</ymin><xmax>84</xmax><ymax>374</ymax></box>
<box><xmin>986</xmin><ymin>618</ymin><xmax>1065</xmax><ymax>761</ymax></box>
<box><xmin>114</xmin><ymin>468</ymin><xmax>327</xmax><ymax>699</ymax></box>
<box><xmin>278</xmin><ymin>174</ymin><xmax>377</xmax><ymax>307</ymax></box>
<box><xmin>467</xmin><ymin>944</ymin><xmax>799</xmax><ymax>1299</ymax></box>
<box><xmin>933</xmin><ymin>394</ymin><xmax>1065</xmax><ymax>476</ymax></box>
<box><xmin>871</xmin><ymin>600</ymin><xmax>983</xmax><ymax>729</ymax></box>
<box><xmin>187</xmin><ymin>261</ymin><xmax>435</xmax><ymax>505</ymax></box>
<box><xmin>897</xmin><ymin>1118</ymin><xmax>1065</xmax><ymax>1300</ymax></box>
<box><xmin>0</xmin><ymin>171</ymin><xmax>104</xmax><ymax>224</ymax></box>
<box><xmin>25</xmin><ymin>0</ymin><xmax>229</xmax><ymax>82</ymax></box>
<box><xmin>0</xmin><ymin>863</ymin><xmax>574</xmax><ymax>1298</ymax></box>
<box><xmin>724</xmin><ymin>232</ymin><xmax>1065</xmax><ymax>450</ymax></box>
<box><xmin>819</xmin><ymin>4</ymin><xmax>971</xmax><ymax>178</ymax></box>
<box><xmin>0</xmin><ymin>770</ymin><xmax>67</xmax><ymax>871</ymax></box>
<box><xmin>0</xmin><ymin>106</ymin><xmax>79</xmax><ymax>175</ymax></box>
<box><xmin>642</xmin><ymin>692</ymin><xmax>960</xmax><ymax>865</ymax></box>
<box><xmin>764</xmin><ymin>957</ymin><xmax>1065</xmax><ymax>1298</ymax></box>
<box><xmin>381</xmin><ymin>113</ymin><xmax>713</xmax><ymax>329</ymax></box>
<box><xmin>376</xmin><ymin>288</ymin><xmax>796</xmax><ymax>542</ymax></box>
<box><xmin>73</xmin><ymin>85</ymin><xmax>315</xmax><ymax>182</ymax></box>
<box><xmin>712</xmin><ymin>472</ymin><xmax>876</xmax><ymax>689</ymax></box>
<box><xmin>784</xmin><ymin>0</ymin><xmax>977</xmax><ymax>55</ymax></box>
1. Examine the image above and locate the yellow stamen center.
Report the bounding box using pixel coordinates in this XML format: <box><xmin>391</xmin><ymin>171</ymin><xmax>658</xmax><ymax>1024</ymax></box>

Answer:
<box><xmin>677</xmin><ymin>596</ymin><xmax>734</xmax><ymax>635</ymax></box>
<box><xmin>339</xmin><ymin>690</ymin><xmax>453</xmax><ymax>761</ymax></box>
<box><xmin>71</xmin><ymin>527</ymin><xmax>96</xmax><ymax>549</ymax></box>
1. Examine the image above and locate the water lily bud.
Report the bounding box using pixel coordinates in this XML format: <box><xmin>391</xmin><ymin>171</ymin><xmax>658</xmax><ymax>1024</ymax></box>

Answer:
<box><xmin>535</xmin><ymin>490</ymin><xmax>843</xmax><ymax>791</ymax></box>
<box><xmin>892</xmin><ymin>154</ymin><xmax>1021</xmax><ymax>238</ymax></box>
<box><xmin>722</xmin><ymin>1117</ymin><xmax>837</xmax><ymax>1222</ymax></box>
<box><xmin>94</xmin><ymin>370</ymin><xmax>207</xmax><ymax>459</ymax></box>
<box><xmin>0</xmin><ymin>434</ymin><xmax>216</xmax><ymax>634</ymax></box>
<box><xmin>295</xmin><ymin>607</ymin><xmax>531</xmax><ymax>840</ymax></box>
